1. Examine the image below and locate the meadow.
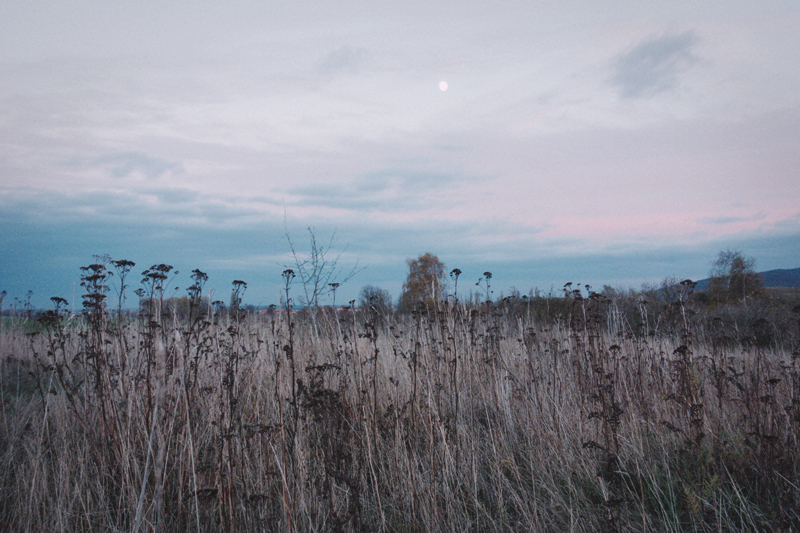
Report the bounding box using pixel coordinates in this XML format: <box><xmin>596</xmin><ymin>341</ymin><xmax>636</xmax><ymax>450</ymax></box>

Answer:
<box><xmin>1</xmin><ymin>263</ymin><xmax>799</xmax><ymax>532</ymax></box>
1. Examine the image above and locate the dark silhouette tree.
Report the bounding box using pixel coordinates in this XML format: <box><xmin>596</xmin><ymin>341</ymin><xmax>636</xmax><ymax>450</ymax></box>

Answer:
<box><xmin>359</xmin><ymin>285</ymin><xmax>393</xmax><ymax>326</ymax></box>
<box><xmin>359</xmin><ymin>285</ymin><xmax>392</xmax><ymax>313</ymax></box>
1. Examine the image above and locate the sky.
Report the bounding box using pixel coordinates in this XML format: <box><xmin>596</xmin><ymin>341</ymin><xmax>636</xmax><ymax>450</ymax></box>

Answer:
<box><xmin>1</xmin><ymin>0</ymin><xmax>799</xmax><ymax>310</ymax></box>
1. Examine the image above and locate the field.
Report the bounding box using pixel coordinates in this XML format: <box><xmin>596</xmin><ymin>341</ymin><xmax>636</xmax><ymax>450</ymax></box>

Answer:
<box><xmin>1</xmin><ymin>274</ymin><xmax>799</xmax><ymax>531</ymax></box>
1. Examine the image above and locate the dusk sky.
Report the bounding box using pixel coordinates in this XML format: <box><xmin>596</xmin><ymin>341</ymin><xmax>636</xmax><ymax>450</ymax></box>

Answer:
<box><xmin>2</xmin><ymin>1</ymin><xmax>799</xmax><ymax>310</ymax></box>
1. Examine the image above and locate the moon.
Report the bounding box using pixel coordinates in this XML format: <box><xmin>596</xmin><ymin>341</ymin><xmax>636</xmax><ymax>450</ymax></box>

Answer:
<box><xmin>439</xmin><ymin>81</ymin><xmax>448</xmax><ymax>92</ymax></box>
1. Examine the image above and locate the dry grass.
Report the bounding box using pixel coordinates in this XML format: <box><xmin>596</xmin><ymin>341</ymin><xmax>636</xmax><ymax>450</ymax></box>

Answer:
<box><xmin>1</xmin><ymin>291</ymin><xmax>799</xmax><ymax>532</ymax></box>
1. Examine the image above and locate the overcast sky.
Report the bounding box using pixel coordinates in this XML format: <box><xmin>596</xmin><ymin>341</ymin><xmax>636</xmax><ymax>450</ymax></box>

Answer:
<box><xmin>2</xmin><ymin>0</ymin><xmax>799</xmax><ymax>309</ymax></box>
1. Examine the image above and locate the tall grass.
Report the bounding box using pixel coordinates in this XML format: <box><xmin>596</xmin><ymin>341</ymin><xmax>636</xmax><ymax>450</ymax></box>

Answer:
<box><xmin>1</xmin><ymin>269</ymin><xmax>799</xmax><ymax>531</ymax></box>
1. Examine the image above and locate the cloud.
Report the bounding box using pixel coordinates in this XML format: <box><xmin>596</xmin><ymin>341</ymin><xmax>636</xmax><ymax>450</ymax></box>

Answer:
<box><xmin>0</xmin><ymin>186</ymin><xmax>275</xmax><ymax>231</ymax></box>
<box><xmin>697</xmin><ymin>212</ymin><xmax>766</xmax><ymax>225</ymax></box>
<box><xmin>140</xmin><ymin>187</ymin><xmax>200</xmax><ymax>205</ymax></box>
<box><xmin>610</xmin><ymin>31</ymin><xmax>699</xmax><ymax>99</ymax></box>
<box><xmin>314</xmin><ymin>45</ymin><xmax>368</xmax><ymax>77</ymax></box>
<box><xmin>90</xmin><ymin>152</ymin><xmax>184</xmax><ymax>179</ymax></box>
<box><xmin>284</xmin><ymin>165</ymin><xmax>464</xmax><ymax>212</ymax></box>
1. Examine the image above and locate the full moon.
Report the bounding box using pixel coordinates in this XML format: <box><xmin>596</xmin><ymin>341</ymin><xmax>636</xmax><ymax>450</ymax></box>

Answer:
<box><xmin>439</xmin><ymin>81</ymin><xmax>448</xmax><ymax>91</ymax></box>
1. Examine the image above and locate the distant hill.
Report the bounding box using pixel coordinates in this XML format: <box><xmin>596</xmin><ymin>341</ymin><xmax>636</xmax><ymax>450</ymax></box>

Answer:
<box><xmin>695</xmin><ymin>267</ymin><xmax>800</xmax><ymax>290</ymax></box>
<box><xmin>759</xmin><ymin>267</ymin><xmax>800</xmax><ymax>288</ymax></box>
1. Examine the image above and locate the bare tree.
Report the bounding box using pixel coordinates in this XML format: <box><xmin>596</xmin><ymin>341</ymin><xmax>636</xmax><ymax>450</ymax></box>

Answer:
<box><xmin>284</xmin><ymin>222</ymin><xmax>363</xmax><ymax>309</ymax></box>
<box><xmin>707</xmin><ymin>249</ymin><xmax>762</xmax><ymax>306</ymax></box>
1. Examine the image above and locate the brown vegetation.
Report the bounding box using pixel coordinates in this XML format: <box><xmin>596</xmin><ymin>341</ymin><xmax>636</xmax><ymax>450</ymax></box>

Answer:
<box><xmin>1</xmin><ymin>261</ymin><xmax>799</xmax><ymax>532</ymax></box>
<box><xmin>400</xmin><ymin>253</ymin><xmax>446</xmax><ymax>311</ymax></box>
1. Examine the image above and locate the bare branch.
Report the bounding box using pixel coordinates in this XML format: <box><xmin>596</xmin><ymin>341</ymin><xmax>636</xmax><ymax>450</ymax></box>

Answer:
<box><xmin>282</xmin><ymin>215</ymin><xmax>365</xmax><ymax>308</ymax></box>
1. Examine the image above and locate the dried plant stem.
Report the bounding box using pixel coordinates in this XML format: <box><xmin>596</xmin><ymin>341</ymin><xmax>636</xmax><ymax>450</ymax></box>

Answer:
<box><xmin>134</xmin><ymin>386</ymin><xmax>161</xmax><ymax>533</ymax></box>
<box><xmin>180</xmin><ymin>378</ymin><xmax>202</xmax><ymax>533</ymax></box>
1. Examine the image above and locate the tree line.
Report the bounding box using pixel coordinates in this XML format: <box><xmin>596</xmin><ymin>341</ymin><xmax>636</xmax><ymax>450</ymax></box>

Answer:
<box><xmin>362</xmin><ymin>248</ymin><xmax>768</xmax><ymax>313</ymax></box>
